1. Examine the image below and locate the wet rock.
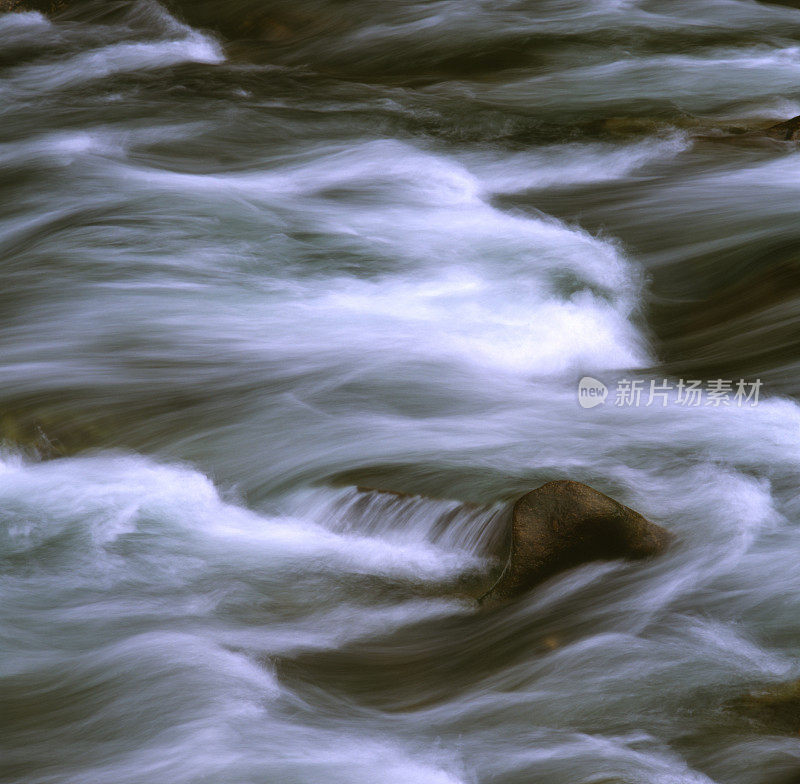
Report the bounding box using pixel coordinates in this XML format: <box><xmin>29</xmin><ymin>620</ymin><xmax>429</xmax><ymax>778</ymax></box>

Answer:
<box><xmin>594</xmin><ymin>113</ymin><xmax>702</xmax><ymax>138</ymax></box>
<box><xmin>164</xmin><ymin>1</ymin><xmax>333</xmax><ymax>46</ymax></box>
<box><xmin>591</xmin><ymin>113</ymin><xmax>800</xmax><ymax>147</ymax></box>
<box><xmin>0</xmin><ymin>398</ymin><xmax>125</xmax><ymax>459</ymax></box>
<box><xmin>0</xmin><ymin>0</ymin><xmax>68</xmax><ymax>13</ymax></box>
<box><xmin>691</xmin><ymin>114</ymin><xmax>800</xmax><ymax>146</ymax></box>
<box><xmin>595</xmin><ymin>116</ymin><xmax>666</xmax><ymax>137</ymax></box>
<box><xmin>730</xmin><ymin>680</ymin><xmax>800</xmax><ymax>735</ymax></box>
<box><xmin>480</xmin><ymin>480</ymin><xmax>672</xmax><ymax>604</ymax></box>
<box><xmin>764</xmin><ymin>115</ymin><xmax>800</xmax><ymax>142</ymax></box>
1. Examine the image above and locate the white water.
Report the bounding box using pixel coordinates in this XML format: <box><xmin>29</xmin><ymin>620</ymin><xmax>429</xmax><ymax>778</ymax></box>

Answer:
<box><xmin>3</xmin><ymin>1</ymin><xmax>800</xmax><ymax>783</ymax></box>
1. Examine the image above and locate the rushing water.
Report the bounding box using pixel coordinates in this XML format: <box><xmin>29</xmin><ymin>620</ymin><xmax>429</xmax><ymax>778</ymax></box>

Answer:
<box><xmin>3</xmin><ymin>1</ymin><xmax>800</xmax><ymax>782</ymax></box>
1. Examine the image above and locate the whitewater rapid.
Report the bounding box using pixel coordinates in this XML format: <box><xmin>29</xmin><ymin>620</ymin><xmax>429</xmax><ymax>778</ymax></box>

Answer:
<box><xmin>3</xmin><ymin>1</ymin><xmax>800</xmax><ymax>783</ymax></box>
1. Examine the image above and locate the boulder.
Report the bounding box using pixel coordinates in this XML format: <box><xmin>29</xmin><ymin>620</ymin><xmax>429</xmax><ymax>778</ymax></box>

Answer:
<box><xmin>480</xmin><ymin>480</ymin><xmax>672</xmax><ymax>604</ymax></box>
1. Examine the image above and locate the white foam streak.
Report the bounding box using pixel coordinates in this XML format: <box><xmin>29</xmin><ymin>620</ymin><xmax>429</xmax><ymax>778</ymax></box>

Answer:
<box><xmin>1</xmin><ymin>33</ymin><xmax>223</xmax><ymax>96</ymax></box>
<box><xmin>0</xmin><ymin>452</ymin><xmax>483</xmax><ymax>581</ymax></box>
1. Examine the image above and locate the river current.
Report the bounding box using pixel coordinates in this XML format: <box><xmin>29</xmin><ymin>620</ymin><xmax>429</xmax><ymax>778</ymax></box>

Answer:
<box><xmin>3</xmin><ymin>2</ymin><xmax>800</xmax><ymax>782</ymax></box>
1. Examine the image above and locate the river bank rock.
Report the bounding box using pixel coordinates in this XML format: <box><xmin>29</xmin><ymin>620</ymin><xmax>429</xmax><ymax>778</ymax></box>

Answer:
<box><xmin>480</xmin><ymin>480</ymin><xmax>672</xmax><ymax>604</ymax></box>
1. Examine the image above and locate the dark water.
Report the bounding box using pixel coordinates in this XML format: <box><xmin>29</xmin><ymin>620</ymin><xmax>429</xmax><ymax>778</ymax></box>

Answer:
<box><xmin>3</xmin><ymin>2</ymin><xmax>800</xmax><ymax>782</ymax></box>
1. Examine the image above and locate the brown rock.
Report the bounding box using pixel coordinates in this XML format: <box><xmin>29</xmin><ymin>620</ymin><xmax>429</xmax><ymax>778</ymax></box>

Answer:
<box><xmin>698</xmin><ymin>114</ymin><xmax>800</xmax><ymax>145</ymax></box>
<box><xmin>480</xmin><ymin>480</ymin><xmax>672</xmax><ymax>604</ymax></box>
<box><xmin>765</xmin><ymin>115</ymin><xmax>800</xmax><ymax>142</ymax></box>
<box><xmin>0</xmin><ymin>0</ymin><xmax>67</xmax><ymax>13</ymax></box>
<box><xmin>730</xmin><ymin>680</ymin><xmax>800</xmax><ymax>735</ymax></box>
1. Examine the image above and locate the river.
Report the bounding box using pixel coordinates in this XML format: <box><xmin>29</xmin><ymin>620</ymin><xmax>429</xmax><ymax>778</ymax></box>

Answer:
<box><xmin>3</xmin><ymin>1</ymin><xmax>800</xmax><ymax>782</ymax></box>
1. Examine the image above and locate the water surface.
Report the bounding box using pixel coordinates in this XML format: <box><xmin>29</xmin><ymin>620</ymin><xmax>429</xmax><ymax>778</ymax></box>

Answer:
<box><xmin>3</xmin><ymin>2</ymin><xmax>800</xmax><ymax>782</ymax></box>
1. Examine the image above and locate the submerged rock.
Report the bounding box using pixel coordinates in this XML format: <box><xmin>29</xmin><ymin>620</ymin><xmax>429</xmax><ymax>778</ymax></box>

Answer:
<box><xmin>591</xmin><ymin>113</ymin><xmax>800</xmax><ymax>147</ymax></box>
<box><xmin>690</xmin><ymin>114</ymin><xmax>800</xmax><ymax>146</ymax></box>
<box><xmin>480</xmin><ymin>480</ymin><xmax>672</xmax><ymax>604</ymax></box>
<box><xmin>730</xmin><ymin>680</ymin><xmax>800</xmax><ymax>735</ymax></box>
